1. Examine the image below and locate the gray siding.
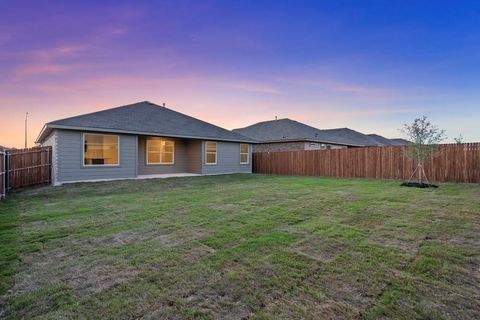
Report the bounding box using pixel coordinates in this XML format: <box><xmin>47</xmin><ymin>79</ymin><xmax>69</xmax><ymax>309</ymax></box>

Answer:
<box><xmin>201</xmin><ymin>141</ymin><xmax>252</xmax><ymax>175</ymax></box>
<box><xmin>137</xmin><ymin>136</ymin><xmax>190</xmax><ymax>174</ymax></box>
<box><xmin>56</xmin><ymin>130</ymin><xmax>137</xmax><ymax>183</ymax></box>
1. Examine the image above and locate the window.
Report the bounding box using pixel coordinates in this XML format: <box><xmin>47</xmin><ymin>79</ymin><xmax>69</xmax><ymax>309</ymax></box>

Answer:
<box><xmin>83</xmin><ymin>134</ymin><xmax>119</xmax><ymax>166</ymax></box>
<box><xmin>240</xmin><ymin>143</ymin><xmax>249</xmax><ymax>164</ymax></box>
<box><xmin>205</xmin><ymin>141</ymin><xmax>217</xmax><ymax>164</ymax></box>
<box><xmin>146</xmin><ymin>139</ymin><xmax>175</xmax><ymax>164</ymax></box>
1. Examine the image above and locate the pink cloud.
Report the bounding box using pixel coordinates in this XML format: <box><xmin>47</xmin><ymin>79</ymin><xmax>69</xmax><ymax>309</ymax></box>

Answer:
<box><xmin>14</xmin><ymin>63</ymin><xmax>78</xmax><ymax>77</ymax></box>
<box><xmin>33</xmin><ymin>45</ymin><xmax>86</xmax><ymax>60</ymax></box>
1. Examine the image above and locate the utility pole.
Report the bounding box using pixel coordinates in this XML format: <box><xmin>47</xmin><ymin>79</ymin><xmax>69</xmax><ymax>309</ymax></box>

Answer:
<box><xmin>24</xmin><ymin>112</ymin><xmax>29</xmax><ymax>148</ymax></box>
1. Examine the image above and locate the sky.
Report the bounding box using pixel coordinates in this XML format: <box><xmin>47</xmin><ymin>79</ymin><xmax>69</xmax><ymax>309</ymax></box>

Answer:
<box><xmin>1</xmin><ymin>0</ymin><xmax>479</xmax><ymax>148</ymax></box>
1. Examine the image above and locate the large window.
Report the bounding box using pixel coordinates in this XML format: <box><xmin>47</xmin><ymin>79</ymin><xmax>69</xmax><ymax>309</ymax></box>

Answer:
<box><xmin>83</xmin><ymin>134</ymin><xmax>119</xmax><ymax>166</ymax></box>
<box><xmin>240</xmin><ymin>143</ymin><xmax>249</xmax><ymax>164</ymax></box>
<box><xmin>205</xmin><ymin>141</ymin><xmax>217</xmax><ymax>165</ymax></box>
<box><xmin>147</xmin><ymin>139</ymin><xmax>175</xmax><ymax>164</ymax></box>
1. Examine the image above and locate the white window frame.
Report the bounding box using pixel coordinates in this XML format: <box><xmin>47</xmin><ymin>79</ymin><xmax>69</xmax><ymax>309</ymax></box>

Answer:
<box><xmin>146</xmin><ymin>139</ymin><xmax>175</xmax><ymax>165</ymax></box>
<box><xmin>240</xmin><ymin>143</ymin><xmax>249</xmax><ymax>164</ymax></box>
<box><xmin>205</xmin><ymin>141</ymin><xmax>217</xmax><ymax>165</ymax></box>
<box><xmin>82</xmin><ymin>133</ymin><xmax>120</xmax><ymax>167</ymax></box>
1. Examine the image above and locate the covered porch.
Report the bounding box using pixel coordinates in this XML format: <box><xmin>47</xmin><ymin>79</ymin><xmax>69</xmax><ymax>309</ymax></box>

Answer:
<box><xmin>137</xmin><ymin>135</ymin><xmax>204</xmax><ymax>175</ymax></box>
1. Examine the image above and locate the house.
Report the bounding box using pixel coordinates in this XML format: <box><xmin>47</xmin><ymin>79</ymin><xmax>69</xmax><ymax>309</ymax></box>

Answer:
<box><xmin>36</xmin><ymin>101</ymin><xmax>254</xmax><ymax>185</ymax></box>
<box><xmin>233</xmin><ymin>118</ymin><xmax>378</xmax><ymax>152</ymax></box>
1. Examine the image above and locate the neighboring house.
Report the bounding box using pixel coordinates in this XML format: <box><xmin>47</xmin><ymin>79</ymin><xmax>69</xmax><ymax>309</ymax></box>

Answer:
<box><xmin>233</xmin><ymin>118</ymin><xmax>378</xmax><ymax>152</ymax></box>
<box><xmin>36</xmin><ymin>101</ymin><xmax>254</xmax><ymax>185</ymax></box>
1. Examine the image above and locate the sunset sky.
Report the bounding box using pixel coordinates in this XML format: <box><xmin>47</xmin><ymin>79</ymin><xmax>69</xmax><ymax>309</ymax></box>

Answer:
<box><xmin>1</xmin><ymin>0</ymin><xmax>479</xmax><ymax>148</ymax></box>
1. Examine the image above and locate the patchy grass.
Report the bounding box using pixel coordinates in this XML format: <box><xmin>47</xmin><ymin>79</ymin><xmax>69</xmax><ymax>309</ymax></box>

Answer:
<box><xmin>0</xmin><ymin>174</ymin><xmax>479</xmax><ymax>319</ymax></box>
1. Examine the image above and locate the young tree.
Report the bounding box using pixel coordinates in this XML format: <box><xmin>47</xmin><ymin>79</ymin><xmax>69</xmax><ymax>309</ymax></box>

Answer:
<box><xmin>401</xmin><ymin>115</ymin><xmax>446</xmax><ymax>184</ymax></box>
<box><xmin>454</xmin><ymin>134</ymin><xmax>464</xmax><ymax>144</ymax></box>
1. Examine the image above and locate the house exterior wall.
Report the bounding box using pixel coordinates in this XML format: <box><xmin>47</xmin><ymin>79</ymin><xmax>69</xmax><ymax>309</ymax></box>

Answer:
<box><xmin>138</xmin><ymin>136</ymin><xmax>191</xmax><ymax>175</ymax></box>
<box><xmin>253</xmin><ymin>141</ymin><xmax>347</xmax><ymax>152</ymax></box>
<box><xmin>40</xmin><ymin>130</ymin><xmax>58</xmax><ymax>185</ymax></box>
<box><xmin>55</xmin><ymin>130</ymin><xmax>137</xmax><ymax>184</ymax></box>
<box><xmin>303</xmin><ymin>142</ymin><xmax>347</xmax><ymax>150</ymax></box>
<box><xmin>46</xmin><ymin>130</ymin><xmax>251</xmax><ymax>184</ymax></box>
<box><xmin>253</xmin><ymin>141</ymin><xmax>306</xmax><ymax>152</ymax></box>
<box><xmin>201</xmin><ymin>141</ymin><xmax>252</xmax><ymax>175</ymax></box>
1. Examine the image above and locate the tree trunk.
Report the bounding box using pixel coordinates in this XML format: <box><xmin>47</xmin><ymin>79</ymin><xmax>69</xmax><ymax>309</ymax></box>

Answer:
<box><xmin>417</xmin><ymin>156</ymin><xmax>422</xmax><ymax>183</ymax></box>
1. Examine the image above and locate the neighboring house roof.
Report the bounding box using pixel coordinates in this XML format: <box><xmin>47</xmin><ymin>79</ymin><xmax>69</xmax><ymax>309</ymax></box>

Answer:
<box><xmin>390</xmin><ymin>138</ymin><xmax>410</xmax><ymax>145</ymax></box>
<box><xmin>36</xmin><ymin>101</ymin><xmax>254</xmax><ymax>143</ymax></box>
<box><xmin>366</xmin><ymin>134</ymin><xmax>396</xmax><ymax>146</ymax></box>
<box><xmin>367</xmin><ymin>135</ymin><xmax>411</xmax><ymax>146</ymax></box>
<box><xmin>233</xmin><ymin>118</ymin><xmax>377</xmax><ymax>147</ymax></box>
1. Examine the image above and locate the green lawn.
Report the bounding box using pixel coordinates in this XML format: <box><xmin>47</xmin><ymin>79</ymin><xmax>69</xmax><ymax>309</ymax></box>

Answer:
<box><xmin>1</xmin><ymin>174</ymin><xmax>479</xmax><ymax>319</ymax></box>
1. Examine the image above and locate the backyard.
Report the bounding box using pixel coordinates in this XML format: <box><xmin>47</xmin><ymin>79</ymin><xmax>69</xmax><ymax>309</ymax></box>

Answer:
<box><xmin>0</xmin><ymin>174</ymin><xmax>479</xmax><ymax>319</ymax></box>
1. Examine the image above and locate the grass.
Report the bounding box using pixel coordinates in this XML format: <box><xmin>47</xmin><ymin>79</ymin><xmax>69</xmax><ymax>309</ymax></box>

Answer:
<box><xmin>0</xmin><ymin>174</ymin><xmax>479</xmax><ymax>319</ymax></box>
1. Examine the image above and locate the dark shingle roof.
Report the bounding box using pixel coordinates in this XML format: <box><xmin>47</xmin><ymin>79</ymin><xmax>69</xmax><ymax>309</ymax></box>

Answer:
<box><xmin>233</xmin><ymin>118</ymin><xmax>377</xmax><ymax>147</ymax></box>
<box><xmin>390</xmin><ymin>138</ymin><xmax>410</xmax><ymax>145</ymax></box>
<box><xmin>37</xmin><ymin>101</ymin><xmax>254</xmax><ymax>143</ymax></box>
<box><xmin>366</xmin><ymin>134</ymin><xmax>396</xmax><ymax>146</ymax></box>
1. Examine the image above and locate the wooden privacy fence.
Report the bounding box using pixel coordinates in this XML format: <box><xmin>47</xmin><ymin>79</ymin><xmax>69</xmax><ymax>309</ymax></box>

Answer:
<box><xmin>0</xmin><ymin>151</ymin><xmax>5</xmax><ymax>199</ymax></box>
<box><xmin>253</xmin><ymin>143</ymin><xmax>480</xmax><ymax>183</ymax></box>
<box><xmin>1</xmin><ymin>147</ymin><xmax>52</xmax><ymax>195</ymax></box>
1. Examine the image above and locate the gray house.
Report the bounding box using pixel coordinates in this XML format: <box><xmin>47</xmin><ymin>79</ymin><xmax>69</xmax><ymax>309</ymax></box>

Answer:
<box><xmin>36</xmin><ymin>101</ymin><xmax>254</xmax><ymax>185</ymax></box>
<box><xmin>233</xmin><ymin>118</ymin><xmax>377</xmax><ymax>152</ymax></box>
<box><xmin>234</xmin><ymin>118</ymin><xmax>409</xmax><ymax>152</ymax></box>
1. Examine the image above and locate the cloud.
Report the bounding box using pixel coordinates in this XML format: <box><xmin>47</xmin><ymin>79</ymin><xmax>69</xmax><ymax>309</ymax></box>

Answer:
<box><xmin>279</xmin><ymin>78</ymin><xmax>394</xmax><ymax>96</ymax></box>
<box><xmin>14</xmin><ymin>63</ymin><xmax>78</xmax><ymax>77</ymax></box>
<box><xmin>216</xmin><ymin>81</ymin><xmax>283</xmax><ymax>94</ymax></box>
<box><xmin>8</xmin><ymin>45</ymin><xmax>88</xmax><ymax>79</ymax></box>
<box><xmin>33</xmin><ymin>45</ymin><xmax>87</xmax><ymax>60</ymax></box>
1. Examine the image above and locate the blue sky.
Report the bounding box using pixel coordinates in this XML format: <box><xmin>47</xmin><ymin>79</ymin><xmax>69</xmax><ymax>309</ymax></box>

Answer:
<box><xmin>1</xmin><ymin>0</ymin><xmax>479</xmax><ymax>147</ymax></box>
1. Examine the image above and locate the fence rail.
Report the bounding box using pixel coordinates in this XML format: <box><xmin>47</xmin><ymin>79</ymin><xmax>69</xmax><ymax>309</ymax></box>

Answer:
<box><xmin>1</xmin><ymin>147</ymin><xmax>52</xmax><ymax>195</ymax></box>
<box><xmin>253</xmin><ymin>143</ymin><xmax>480</xmax><ymax>183</ymax></box>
